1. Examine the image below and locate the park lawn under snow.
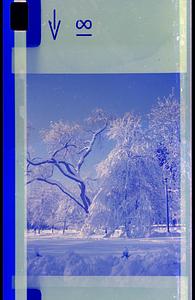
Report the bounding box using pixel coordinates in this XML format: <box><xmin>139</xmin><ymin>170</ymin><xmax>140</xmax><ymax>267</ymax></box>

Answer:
<box><xmin>27</xmin><ymin>235</ymin><xmax>181</xmax><ymax>276</ymax></box>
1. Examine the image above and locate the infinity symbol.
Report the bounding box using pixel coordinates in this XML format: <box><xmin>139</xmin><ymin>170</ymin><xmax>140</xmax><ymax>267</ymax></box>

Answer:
<box><xmin>76</xmin><ymin>19</ymin><xmax>92</xmax><ymax>30</ymax></box>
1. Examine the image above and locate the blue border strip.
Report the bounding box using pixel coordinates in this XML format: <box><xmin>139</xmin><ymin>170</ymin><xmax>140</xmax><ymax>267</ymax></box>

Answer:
<box><xmin>27</xmin><ymin>0</ymin><xmax>41</xmax><ymax>47</ymax></box>
<box><xmin>3</xmin><ymin>1</ymin><xmax>15</xmax><ymax>299</ymax></box>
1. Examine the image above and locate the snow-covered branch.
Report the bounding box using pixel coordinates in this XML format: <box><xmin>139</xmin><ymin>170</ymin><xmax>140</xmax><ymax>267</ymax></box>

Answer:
<box><xmin>77</xmin><ymin>123</ymin><xmax>107</xmax><ymax>171</ymax></box>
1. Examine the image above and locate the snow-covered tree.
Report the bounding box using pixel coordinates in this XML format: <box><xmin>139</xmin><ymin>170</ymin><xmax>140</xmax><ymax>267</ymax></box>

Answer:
<box><xmin>27</xmin><ymin>182</ymin><xmax>61</xmax><ymax>233</ymax></box>
<box><xmin>27</xmin><ymin>109</ymin><xmax>109</xmax><ymax>214</ymax></box>
<box><xmin>27</xmin><ymin>94</ymin><xmax>180</xmax><ymax>238</ymax></box>
<box><xmin>56</xmin><ymin>194</ymin><xmax>86</xmax><ymax>233</ymax></box>
<box><xmin>83</xmin><ymin>112</ymin><xmax>164</xmax><ymax>237</ymax></box>
<box><xmin>148</xmin><ymin>91</ymin><xmax>180</xmax><ymax>229</ymax></box>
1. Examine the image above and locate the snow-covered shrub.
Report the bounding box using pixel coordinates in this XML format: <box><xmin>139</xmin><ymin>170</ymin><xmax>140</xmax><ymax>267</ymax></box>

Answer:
<box><xmin>27</xmin><ymin>247</ymin><xmax>180</xmax><ymax>276</ymax></box>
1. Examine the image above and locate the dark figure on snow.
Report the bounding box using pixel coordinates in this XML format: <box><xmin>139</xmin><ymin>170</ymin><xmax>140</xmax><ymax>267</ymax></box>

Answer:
<box><xmin>172</xmin><ymin>214</ymin><xmax>177</xmax><ymax>227</ymax></box>
<box><xmin>121</xmin><ymin>247</ymin><xmax>130</xmax><ymax>259</ymax></box>
<box><xmin>172</xmin><ymin>218</ymin><xmax>177</xmax><ymax>227</ymax></box>
<box><xmin>34</xmin><ymin>248</ymin><xmax>42</xmax><ymax>258</ymax></box>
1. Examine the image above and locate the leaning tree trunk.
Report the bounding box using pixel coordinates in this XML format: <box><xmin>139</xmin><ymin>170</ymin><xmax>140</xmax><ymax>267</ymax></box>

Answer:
<box><xmin>63</xmin><ymin>220</ymin><xmax>66</xmax><ymax>235</ymax></box>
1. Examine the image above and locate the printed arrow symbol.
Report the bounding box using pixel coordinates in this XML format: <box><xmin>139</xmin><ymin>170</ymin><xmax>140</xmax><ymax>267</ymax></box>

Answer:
<box><xmin>48</xmin><ymin>9</ymin><xmax>61</xmax><ymax>40</ymax></box>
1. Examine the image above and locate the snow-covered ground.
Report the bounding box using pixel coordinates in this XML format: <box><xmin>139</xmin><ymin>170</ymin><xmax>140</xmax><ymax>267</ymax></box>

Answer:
<box><xmin>27</xmin><ymin>235</ymin><xmax>181</xmax><ymax>276</ymax></box>
<box><xmin>26</xmin><ymin>225</ymin><xmax>182</xmax><ymax>240</ymax></box>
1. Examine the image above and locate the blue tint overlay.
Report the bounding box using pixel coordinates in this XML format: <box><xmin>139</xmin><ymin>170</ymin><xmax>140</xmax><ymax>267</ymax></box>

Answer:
<box><xmin>27</xmin><ymin>0</ymin><xmax>41</xmax><ymax>47</ymax></box>
<box><xmin>3</xmin><ymin>0</ymin><xmax>15</xmax><ymax>299</ymax></box>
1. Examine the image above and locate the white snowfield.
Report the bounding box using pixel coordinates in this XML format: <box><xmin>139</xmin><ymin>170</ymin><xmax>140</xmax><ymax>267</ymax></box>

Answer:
<box><xmin>27</xmin><ymin>234</ymin><xmax>181</xmax><ymax>276</ymax></box>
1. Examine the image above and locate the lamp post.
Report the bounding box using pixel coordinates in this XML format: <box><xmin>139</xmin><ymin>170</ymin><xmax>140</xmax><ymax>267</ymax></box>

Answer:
<box><xmin>164</xmin><ymin>177</ymin><xmax>170</xmax><ymax>233</ymax></box>
<box><xmin>156</xmin><ymin>143</ymin><xmax>170</xmax><ymax>234</ymax></box>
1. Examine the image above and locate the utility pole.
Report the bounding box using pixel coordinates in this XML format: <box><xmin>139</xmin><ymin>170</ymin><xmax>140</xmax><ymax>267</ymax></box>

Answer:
<box><xmin>156</xmin><ymin>143</ymin><xmax>171</xmax><ymax>233</ymax></box>
<box><xmin>164</xmin><ymin>177</ymin><xmax>170</xmax><ymax>233</ymax></box>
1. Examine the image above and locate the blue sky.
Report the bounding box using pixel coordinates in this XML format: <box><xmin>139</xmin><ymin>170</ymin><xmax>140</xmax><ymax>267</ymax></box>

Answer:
<box><xmin>27</xmin><ymin>73</ymin><xmax>180</xmax><ymax>175</ymax></box>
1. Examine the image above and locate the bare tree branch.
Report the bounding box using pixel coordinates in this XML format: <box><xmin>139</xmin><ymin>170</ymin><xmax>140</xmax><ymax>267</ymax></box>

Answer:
<box><xmin>27</xmin><ymin>158</ymin><xmax>54</xmax><ymax>166</ymax></box>
<box><xmin>28</xmin><ymin>177</ymin><xmax>88</xmax><ymax>212</ymax></box>
<box><xmin>52</xmin><ymin>139</ymin><xmax>77</xmax><ymax>159</ymax></box>
<box><xmin>27</xmin><ymin>157</ymin><xmax>91</xmax><ymax>212</ymax></box>
<box><xmin>54</xmin><ymin>162</ymin><xmax>91</xmax><ymax>210</ymax></box>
